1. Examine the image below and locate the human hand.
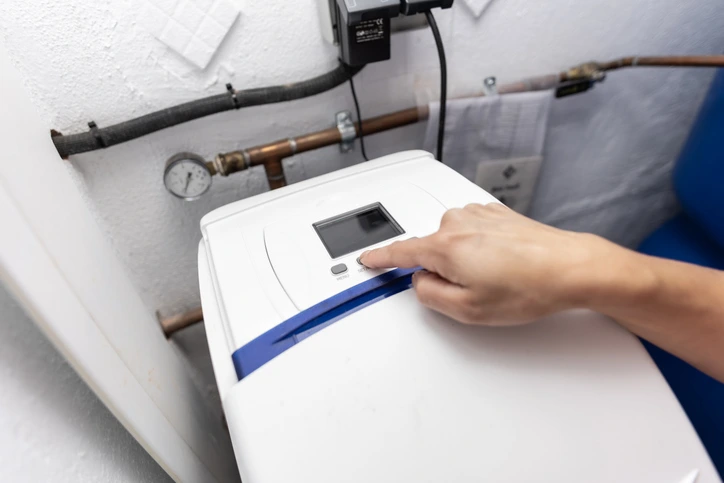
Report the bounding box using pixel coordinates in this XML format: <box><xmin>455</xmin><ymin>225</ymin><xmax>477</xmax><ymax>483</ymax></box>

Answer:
<box><xmin>360</xmin><ymin>203</ymin><xmax>616</xmax><ymax>326</ymax></box>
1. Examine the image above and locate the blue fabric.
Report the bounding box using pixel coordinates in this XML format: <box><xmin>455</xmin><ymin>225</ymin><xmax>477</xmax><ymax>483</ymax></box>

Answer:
<box><xmin>232</xmin><ymin>267</ymin><xmax>421</xmax><ymax>380</ymax></box>
<box><xmin>637</xmin><ymin>70</ymin><xmax>724</xmax><ymax>478</ymax></box>
<box><xmin>639</xmin><ymin>215</ymin><xmax>724</xmax><ymax>271</ymax></box>
<box><xmin>638</xmin><ymin>223</ymin><xmax>724</xmax><ymax>476</ymax></box>
<box><xmin>673</xmin><ymin>69</ymin><xmax>724</xmax><ymax>250</ymax></box>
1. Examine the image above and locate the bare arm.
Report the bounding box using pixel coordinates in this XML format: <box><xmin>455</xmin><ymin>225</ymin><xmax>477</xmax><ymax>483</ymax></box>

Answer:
<box><xmin>360</xmin><ymin>203</ymin><xmax>724</xmax><ymax>382</ymax></box>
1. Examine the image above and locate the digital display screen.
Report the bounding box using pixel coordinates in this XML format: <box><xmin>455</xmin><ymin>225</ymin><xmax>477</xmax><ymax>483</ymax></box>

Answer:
<box><xmin>313</xmin><ymin>203</ymin><xmax>404</xmax><ymax>259</ymax></box>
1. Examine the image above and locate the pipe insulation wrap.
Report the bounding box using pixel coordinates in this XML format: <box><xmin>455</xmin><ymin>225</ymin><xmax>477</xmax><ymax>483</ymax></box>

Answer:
<box><xmin>53</xmin><ymin>63</ymin><xmax>364</xmax><ymax>158</ymax></box>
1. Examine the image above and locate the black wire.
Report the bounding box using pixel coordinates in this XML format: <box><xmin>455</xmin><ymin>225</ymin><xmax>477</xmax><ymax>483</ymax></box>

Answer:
<box><xmin>348</xmin><ymin>76</ymin><xmax>369</xmax><ymax>161</ymax></box>
<box><xmin>425</xmin><ymin>10</ymin><xmax>447</xmax><ymax>164</ymax></box>
<box><xmin>52</xmin><ymin>63</ymin><xmax>364</xmax><ymax>158</ymax></box>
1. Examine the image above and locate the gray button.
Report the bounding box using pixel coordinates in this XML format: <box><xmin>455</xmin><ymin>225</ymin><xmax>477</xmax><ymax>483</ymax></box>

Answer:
<box><xmin>356</xmin><ymin>257</ymin><xmax>363</xmax><ymax>265</ymax></box>
<box><xmin>331</xmin><ymin>263</ymin><xmax>348</xmax><ymax>275</ymax></box>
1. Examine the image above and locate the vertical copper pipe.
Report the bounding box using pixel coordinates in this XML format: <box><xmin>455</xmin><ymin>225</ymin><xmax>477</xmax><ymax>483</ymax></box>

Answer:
<box><xmin>264</xmin><ymin>157</ymin><xmax>287</xmax><ymax>190</ymax></box>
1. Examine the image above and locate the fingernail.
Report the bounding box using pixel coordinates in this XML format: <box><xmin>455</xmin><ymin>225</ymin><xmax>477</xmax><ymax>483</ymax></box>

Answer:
<box><xmin>360</xmin><ymin>250</ymin><xmax>369</xmax><ymax>260</ymax></box>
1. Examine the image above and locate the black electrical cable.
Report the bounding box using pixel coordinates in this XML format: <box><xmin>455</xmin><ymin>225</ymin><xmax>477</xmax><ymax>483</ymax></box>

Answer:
<box><xmin>425</xmin><ymin>10</ymin><xmax>447</xmax><ymax>164</ymax></box>
<box><xmin>348</xmin><ymin>76</ymin><xmax>369</xmax><ymax>161</ymax></box>
<box><xmin>52</xmin><ymin>63</ymin><xmax>364</xmax><ymax>158</ymax></box>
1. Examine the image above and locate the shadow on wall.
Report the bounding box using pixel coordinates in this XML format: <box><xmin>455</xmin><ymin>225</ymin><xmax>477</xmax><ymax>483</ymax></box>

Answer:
<box><xmin>0</xmin><ymin>283</ymin><xmax>172</xmax><ymax>483</ymax></box>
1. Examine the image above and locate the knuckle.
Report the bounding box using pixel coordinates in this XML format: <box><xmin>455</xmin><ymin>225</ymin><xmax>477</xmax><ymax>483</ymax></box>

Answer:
<box><xmin>484</xmin><ymin>202</ymin><xmax>509</xmax><ymax>215</ymax></box>
<box><xmin>441</xmin><ymin>208</ymin><xmax>465</xmax><ymax>226</ymax></box>
<box><xmin>464</xmin><ymin>203</ymin><xmax>486</xmax><ymax>214</ymax></box>
<box><xmin>387</xmin><ymin>240</ymin><xmax>405</xmax><ymax>255</ymax></box>
<box><xmin>441</xmin><ymin>231</ymin><xmax>466</xmax><ymax>247</ymax></box>
<box><xmin>432</xmin><ymin>231</ymin><xmax>452</xmax><ymax>246</ymax></box>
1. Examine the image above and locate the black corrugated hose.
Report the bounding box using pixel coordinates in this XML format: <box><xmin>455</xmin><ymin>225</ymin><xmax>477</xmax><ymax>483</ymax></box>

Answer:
<box><xmin>53</xmin><ymin>62</ymin><xmax>364</xmax><ymax>158</ymax></box>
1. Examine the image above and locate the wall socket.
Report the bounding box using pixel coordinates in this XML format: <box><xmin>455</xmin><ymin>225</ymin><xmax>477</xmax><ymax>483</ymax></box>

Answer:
<box><xmin>474</xmin><ymin>156</ymin><xmax>543</xmax><ymax>214</ymax></box>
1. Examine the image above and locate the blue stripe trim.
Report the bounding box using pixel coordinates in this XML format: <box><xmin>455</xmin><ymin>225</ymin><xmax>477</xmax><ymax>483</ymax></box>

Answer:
<box><xmin>231</xmin><ymin>267</ymin><xmax>421</xmax><ymax>380</ymax></box>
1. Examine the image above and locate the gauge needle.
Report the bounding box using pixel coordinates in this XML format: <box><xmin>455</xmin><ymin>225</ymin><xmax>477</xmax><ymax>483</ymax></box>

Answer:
<box><xmin>184</xmin><ymin>172</ymin><xmax>192</xmax><ymax>193</ymax></box>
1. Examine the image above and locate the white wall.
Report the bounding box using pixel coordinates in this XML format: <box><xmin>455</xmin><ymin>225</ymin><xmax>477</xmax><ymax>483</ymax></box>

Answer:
<box><xmin>0</xmin><ymin>283</ymin><xmax>172</xmax><ymax>483</ymax></box>
<box><xmin>1</xmin><ymin>0</ymin><xmax>722</xmax><ymax>319</ymax></box>
<box><xmin>0</xmin><ymin>36</ymin><xmax>240</xmax><ymax>482</ymax></box>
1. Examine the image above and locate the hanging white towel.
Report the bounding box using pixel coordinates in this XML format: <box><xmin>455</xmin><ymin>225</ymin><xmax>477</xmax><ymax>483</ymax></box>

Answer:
<box><xmin>423</xmin><ymin>90</ymin><xmax>553</xmax><ymax>213</ymax></box>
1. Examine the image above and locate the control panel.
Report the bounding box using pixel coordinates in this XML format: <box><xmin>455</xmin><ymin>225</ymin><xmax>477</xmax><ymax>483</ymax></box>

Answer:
<box><xmin>263</xmin><ymin>182</ymin><xmax>446</xmax><ymax>311</ymax></box>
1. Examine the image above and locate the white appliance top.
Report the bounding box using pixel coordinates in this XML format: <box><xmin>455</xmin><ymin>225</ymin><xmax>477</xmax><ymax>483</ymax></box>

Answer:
<box><xmin>198</xmin><ymin>151</ymin><xmax>719</xmax><ymax>483</ymax></box>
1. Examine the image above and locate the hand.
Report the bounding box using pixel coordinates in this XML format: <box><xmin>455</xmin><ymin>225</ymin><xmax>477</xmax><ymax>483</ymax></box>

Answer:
<box><xmin>362</xmin><ymin>203</ymin><xmax>724</xmax><ymax>381</ymax></box>
<box><xmin>360</xmin><ymin>203</ymin><xmax>615</xmax><ymax>326</ymax></box>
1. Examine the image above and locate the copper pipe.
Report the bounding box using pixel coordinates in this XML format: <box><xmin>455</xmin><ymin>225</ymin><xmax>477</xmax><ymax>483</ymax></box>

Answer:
<box><xmin>498</xmin><ymin>74</ymin><xmax>564</xmax><ymax>94</ymax></box>
<box><xmin>603</xmin><ymin>55</ymin><xmax>724</xmax><ymax>70</ymax></box>
<box><xmin>563</xmin><ymin>55</ymin><xmax>724</xmax><ymax>81</ymax></box>
<box><xmin>264</xmin><ymin>157</ymin><xmax>287</xmax><ymax>189</ymax></box>
<box><xmin>295</xmin><ymin>127</ymin><xmax>341</xmax><ymax>153</ymax></box>
<box><xmin>160</xmin><ymin>307</ymin><xmax>203</xmax><ymax>338</ymax></box>
<box><xmin>235</xmin><ymin>107</ymin><xmax>425</xmax><ymax>175</ymax></box>
<box><xmin>162</xmin><ymin>54</ymin><xmax>724</xmax><ymax>337</ymax></box>
<box><xmin>217</xmin><ymin>56</ymin><xmax>724</xmax><ymax>178</ymax></box>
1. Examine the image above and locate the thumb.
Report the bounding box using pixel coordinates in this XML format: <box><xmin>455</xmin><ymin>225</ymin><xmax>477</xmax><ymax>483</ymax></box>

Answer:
<box><xmin>412</xmin><ymin>271</ymin><xmax>472</xmax><ymax>324</ymax></box>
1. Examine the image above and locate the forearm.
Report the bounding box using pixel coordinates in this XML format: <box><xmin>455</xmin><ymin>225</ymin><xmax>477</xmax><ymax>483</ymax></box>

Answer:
<box><xmin>575</xmin><ymin>235</ymin><xmax>724</xmax><ymax>382</ymax></box>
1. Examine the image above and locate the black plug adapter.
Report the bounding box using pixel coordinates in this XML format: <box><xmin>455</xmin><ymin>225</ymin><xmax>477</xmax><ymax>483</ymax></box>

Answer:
<box><xmin>400</xmin><ymin>0</ymin><xmax>454</xmax><ymax>16</ymax></box>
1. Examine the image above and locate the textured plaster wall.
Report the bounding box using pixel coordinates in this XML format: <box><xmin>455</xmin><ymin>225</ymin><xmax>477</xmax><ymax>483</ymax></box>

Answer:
<box><xmin>0</xmin><ymin>283</ymin><xmax>172</xmax><ymax>483</ymax></box>
<box><xmin>1</xmin><ymin>0</ymin><xmax>722</xmax><ymax>318</ymax></box>
<box><xmin>0</xmin><ymin>0</ymin><xmax>722</xmax><ymax>422</ymax></box>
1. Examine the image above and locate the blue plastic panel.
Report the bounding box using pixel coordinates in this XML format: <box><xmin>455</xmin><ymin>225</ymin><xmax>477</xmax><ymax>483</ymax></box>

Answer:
<box><xmin>232</xmin><ymin>267</ymin><xmax>421</xmax><ymax>380</ymax></box>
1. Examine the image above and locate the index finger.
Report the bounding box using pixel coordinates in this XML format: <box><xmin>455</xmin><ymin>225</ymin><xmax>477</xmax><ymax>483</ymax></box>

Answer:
<box><xmin>360</xmin><ymin>237</ymin><xmax>433</xmax><ymax>269</ymax></box>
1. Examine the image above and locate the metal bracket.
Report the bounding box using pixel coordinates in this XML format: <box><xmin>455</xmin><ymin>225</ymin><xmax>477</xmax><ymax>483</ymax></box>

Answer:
<box><xmin>336</xmin><ymin>110</ymin><xmax>356</xmax><ymax>153</ymax></box>
<box><xmin>483</xmin><ymin>76</ymin><xmax>498</xmax><ymax>96</ymax></box>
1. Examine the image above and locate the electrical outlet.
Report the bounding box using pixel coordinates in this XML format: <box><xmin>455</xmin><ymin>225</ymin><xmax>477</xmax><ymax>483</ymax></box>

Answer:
<box><xmin>474</xmin><ymin>156</ymin><xmax>543</xmax><ymax>214</ymax></box>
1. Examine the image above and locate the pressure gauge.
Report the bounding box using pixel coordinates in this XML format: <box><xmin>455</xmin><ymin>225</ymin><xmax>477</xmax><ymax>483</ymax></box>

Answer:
<box><xmin>164</xmin><ymin>152</ymin><xmax>212</xmax><ymax>200</ymax></box>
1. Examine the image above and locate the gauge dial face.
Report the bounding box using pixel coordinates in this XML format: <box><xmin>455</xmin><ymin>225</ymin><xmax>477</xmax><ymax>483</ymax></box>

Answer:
<box><xmin>164</xmin><ymin>157</ymin><xmax>212</xmax><ymax>200</ymax></box>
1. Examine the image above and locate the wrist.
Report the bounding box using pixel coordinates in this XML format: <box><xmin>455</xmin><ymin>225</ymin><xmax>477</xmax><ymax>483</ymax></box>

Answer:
<box><xmin>562</xmin><ymin>234</ymin><xmax>659</xmax><ymax>313</ymax></box>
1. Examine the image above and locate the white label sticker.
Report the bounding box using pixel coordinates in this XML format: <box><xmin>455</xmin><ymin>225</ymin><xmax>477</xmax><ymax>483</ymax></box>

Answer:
<box><xmin>474</xmin><ymin>156</ymin><xmax>543</xmax><ymax>214</ymax></box>
<box><xmin>355</xmin><ymin>19</ymin><xmax>385</xmax><ymax>43</ymax></box>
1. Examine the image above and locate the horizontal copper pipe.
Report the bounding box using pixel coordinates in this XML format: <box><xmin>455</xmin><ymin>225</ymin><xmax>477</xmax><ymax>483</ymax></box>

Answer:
<box><xmin>162</xmin><ymin>54</ymin><xmax>724</xmax><ymax>337</ymax></box>
<box><xmin>218</xmin><ymin>56</ymin><xmax>724</xmax><ymax>176</ymax></box>
<box><xmin>603</xmin><ymin>55</ymin><xmax>724</xmax><ymax>70</ymax></box>
<box><xmin>216</xmin><ymin>81</ymin><xmax>552</xmax><ymax>176</ymax></box>
<box><xmin>564</xmin><ymin>55</ymin><xmax>724</xmax><ymax>81</ymax></box>
<box><xmin>233</xmin><ymin>107</ymin><xmax>425</xmax><ymax>173</ymax></box>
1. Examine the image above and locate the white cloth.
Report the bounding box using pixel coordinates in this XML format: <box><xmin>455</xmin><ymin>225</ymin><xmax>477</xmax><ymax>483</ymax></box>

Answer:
<box><xmin>423</xmin><ymin>90</ymin><xmax>553</xmax><ymax>179</ymax></box>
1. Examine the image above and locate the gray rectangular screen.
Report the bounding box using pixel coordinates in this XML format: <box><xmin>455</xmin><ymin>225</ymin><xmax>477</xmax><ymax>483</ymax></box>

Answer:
<box><xmin>313</xmin><ymin>203</ymin><xmax>404</xmax><ymax>259</ymax></box>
